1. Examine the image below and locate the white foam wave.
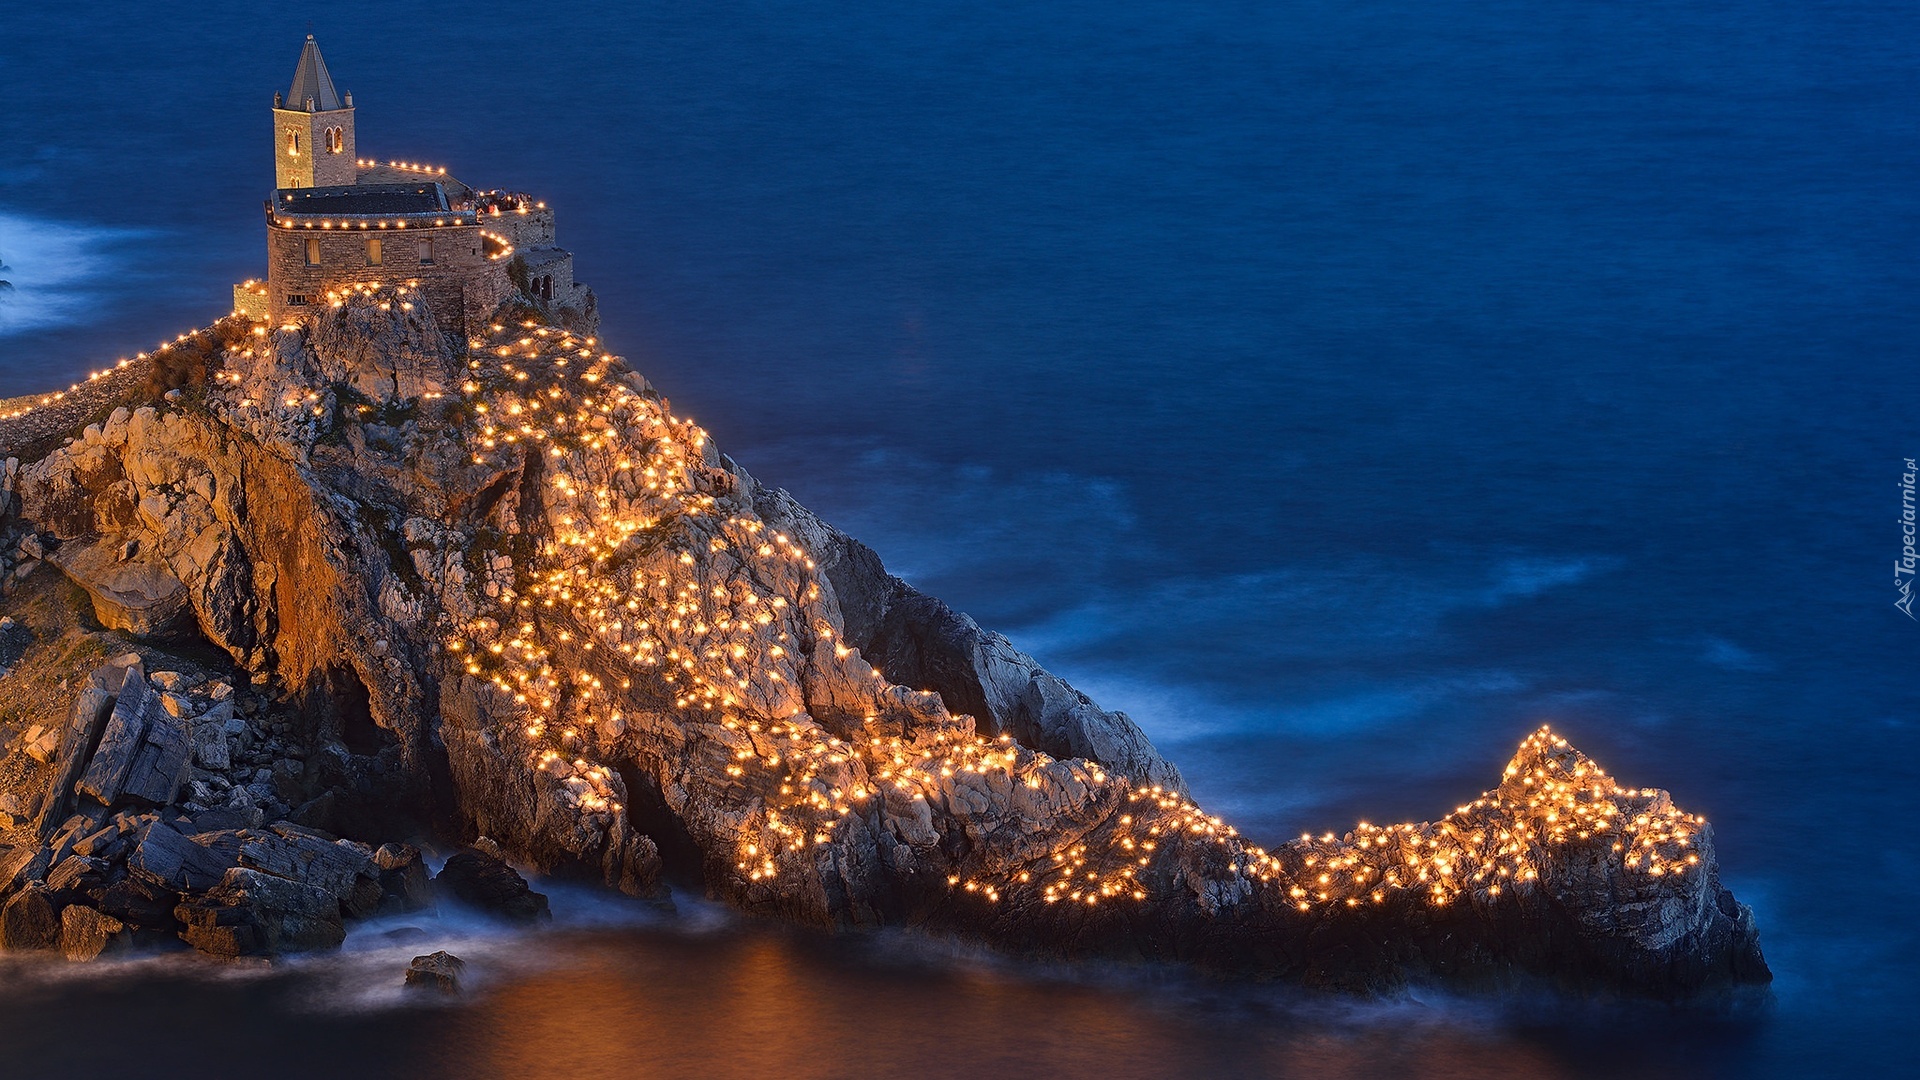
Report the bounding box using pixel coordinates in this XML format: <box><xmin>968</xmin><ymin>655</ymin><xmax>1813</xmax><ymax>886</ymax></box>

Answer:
<box><xmin>0</xmin><ymin>869</ymin><xmax>738</xmax><ymax>1017</ymax></box>
<box><xmin>0</xmin><ymin>210</ymin><xmax>150</xmax><ymax>339</ymax></box>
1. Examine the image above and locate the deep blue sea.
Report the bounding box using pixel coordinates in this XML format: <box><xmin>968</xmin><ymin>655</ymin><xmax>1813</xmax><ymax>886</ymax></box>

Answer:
<box><xmin>2</xmin><ymin>2</ymin><xmax>1915</xmax><ymax>1076</ymax></box>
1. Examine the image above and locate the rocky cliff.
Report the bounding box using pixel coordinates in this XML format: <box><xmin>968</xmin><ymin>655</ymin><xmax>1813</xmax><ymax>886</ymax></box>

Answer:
<box><xmin>0</xmin><ymin>286</ymin><xmax>1768</xmax><ymax>995</ymax></box>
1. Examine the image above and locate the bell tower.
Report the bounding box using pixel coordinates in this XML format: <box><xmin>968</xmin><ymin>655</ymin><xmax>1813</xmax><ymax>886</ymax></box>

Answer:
<box><xmin>272</xmin><ymin>34</ymin><xmax>356</xmax><ymax>190</ymax></box>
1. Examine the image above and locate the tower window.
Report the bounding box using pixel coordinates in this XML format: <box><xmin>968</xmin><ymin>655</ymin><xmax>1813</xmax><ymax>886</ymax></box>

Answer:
<box><xmin>287</xmin><ymin>294</ymin><xmax>309</xmax><ymax>307</ymax></box>
<box><xmin>305</xmin><ymin>238</ymin><xmax>322</xmax><ymax>266</ymax></box>
<box><xmin>367</xmin><ymin>237</ymin><xmax>382</xmax><ymax>265</ymax></box>
<box><xmin>287</xmin><ymin>130</ymin><xmax>300</xmax><ymax>157</ymax></box>
<box><xmin>418</xmin><ymin>239</ymin><xmax>434</xmax><ymax>265</ymax></box>
<box><xmin>326</xmin><ymin>127</ymin><xmax>344</xmax><ymax>154</ymax></box>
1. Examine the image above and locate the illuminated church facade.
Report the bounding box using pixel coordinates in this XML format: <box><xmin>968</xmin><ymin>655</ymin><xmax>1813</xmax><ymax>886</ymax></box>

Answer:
<box><xmin>235</xmin><ymin>35</ymin><xmax>593</xmax><ymax>336</ymax></box>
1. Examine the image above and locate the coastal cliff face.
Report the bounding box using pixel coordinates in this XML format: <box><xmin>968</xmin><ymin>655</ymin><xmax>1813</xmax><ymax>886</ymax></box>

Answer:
<box><xmin>0</xmin><ymin>289</ymin><xmax>1767</xmax><ymax>995</ymax></box>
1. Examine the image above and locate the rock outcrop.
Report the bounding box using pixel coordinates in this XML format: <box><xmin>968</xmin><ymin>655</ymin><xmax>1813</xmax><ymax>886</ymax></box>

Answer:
<box><xmin>0</xmin><ymin>643</ymin><xmax>446</xmax><ymax>958</ymax></box>
<box><xmin>0</xmin><ymin>883</ymin><xmax>60</xmax><ymax>950</ymax></box>
<box><xmin>0</xmin><ymin>289</ymin><xmax>1767</xmax><ymax>996</ymax></box>
<box><xmin>405</xmin><ymin>950</ymin><xmax>466</xmax><ymax>993</ymax></box>
<box><xmin>47</xmin><ymin>539</ymin><xmax>190</xmax><ymax>637</ymax></box>
<box><xmin>60</xmin><ymin>903</ymin><xmax>131</xmax><ymax>961</ymax></box>
<box><xmin>433</xmin><ymin>848</ymin><xmax>549</xmax><ymax>923</ymax></box>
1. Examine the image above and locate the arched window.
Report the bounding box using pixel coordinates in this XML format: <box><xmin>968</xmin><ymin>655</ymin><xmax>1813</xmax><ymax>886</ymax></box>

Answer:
<box><xmin>286</xmin><ymin>129</ymin><xmax>300</xmax><ymax>157</ymax></box>
<box><xmin>326</xmin><ymin>127</ymin><xmax>344</xmax><ymax>154</ymax></box>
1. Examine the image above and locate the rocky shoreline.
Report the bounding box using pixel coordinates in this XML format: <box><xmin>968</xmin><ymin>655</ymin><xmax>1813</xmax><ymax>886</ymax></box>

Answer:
<box><xmin>0</xmin><ymin>291</ymin><xmax>1768</xmax><ymax>996</ymax></box>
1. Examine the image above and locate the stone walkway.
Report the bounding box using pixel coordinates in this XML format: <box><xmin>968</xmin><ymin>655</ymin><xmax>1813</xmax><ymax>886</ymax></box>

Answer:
<box><xmin>0</xmin><ymin>358</ymin><xmax>154</xmax><ymax>464</ymax></box>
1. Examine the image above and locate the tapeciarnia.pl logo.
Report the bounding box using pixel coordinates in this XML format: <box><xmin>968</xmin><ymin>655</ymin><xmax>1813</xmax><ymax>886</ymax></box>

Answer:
<box><xmin>1899</xmin><ymin>458</ymin><xmax>1917</xmax><ymax>620</ymax></box>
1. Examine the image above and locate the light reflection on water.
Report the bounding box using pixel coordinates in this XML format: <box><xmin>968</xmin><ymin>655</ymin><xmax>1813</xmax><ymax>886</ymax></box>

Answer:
<box><xmin>0</xmin><ymin>897</ymin><xmax>1766</xmax><ymax>1080</ymax></box>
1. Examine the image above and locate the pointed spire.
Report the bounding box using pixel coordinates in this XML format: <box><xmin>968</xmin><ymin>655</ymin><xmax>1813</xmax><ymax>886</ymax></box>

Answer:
<box><xmin>285</xmin><ymin>34</ymin><xmax>345</xmax><ymax>112</ymax></box>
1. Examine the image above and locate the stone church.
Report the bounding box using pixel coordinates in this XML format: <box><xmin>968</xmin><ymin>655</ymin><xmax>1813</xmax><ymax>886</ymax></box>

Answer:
<box><xmin>234</xmin><ymin>35</ymin><xmax>593</xmax><ymax>336</ymax></box>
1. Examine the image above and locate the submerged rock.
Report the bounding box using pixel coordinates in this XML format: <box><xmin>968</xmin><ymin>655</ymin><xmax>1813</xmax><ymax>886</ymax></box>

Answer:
<box><xmin>404</xmin><ymin>950</ymin><xmax>466</xmax><ymax>993</ymax></box>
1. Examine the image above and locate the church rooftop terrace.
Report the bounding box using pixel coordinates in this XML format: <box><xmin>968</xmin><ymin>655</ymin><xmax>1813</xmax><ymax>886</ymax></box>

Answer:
<box><xmin>271</xmin><ymin>182</ymin><xmax>463</xmax><ymax>220</ymax></box>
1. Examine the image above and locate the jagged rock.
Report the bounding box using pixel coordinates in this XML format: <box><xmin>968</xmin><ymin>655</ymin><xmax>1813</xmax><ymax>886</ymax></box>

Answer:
<box><xmin>71</xmin><ymin>822</ymin><xmax>124</xmax><ymax>859</ymax></box>
<box><xmin>45</xmin><ymin>854</ymin><xmax>108</xmax><ymax>896</ymax></box>
<box><xmin>237</xmin><ymin>825</ymin><xmax>383</xmax><ymax>918</ymax></box>
<box><xmin>174</xmin><ymin>866</ymin><xmax>344</xmax><ymax>957</ymax></box>
<box><xmin>128</xmin><ymin>822</ymin><xmax>241</xmax><ymax>892</ymax></box>
<box><xmin>120</xmin><ymin>710</ymin><xmax>193</xmax><ymax>808</ymax></box>
<box><xmin>434</xmin><ymin>849</ymin><xmax>549</xmax><ymax>923</ymax></box>
<box><xmin>59</xmin><ymin>904</ymin><xmax>130</xmax><ymax>961</ymax></box>
<box><xmin>183</xmin><ymin>808</ymin><xmax>255</xmax><ymax>833</ymax></box>
<box><xmin>0</xmin><ymin>791</ymin><xmax>31</xmax><ymax>829</ymax></box>
<box><xmin>404</xmin><ymin>950</ymin><xmax>465</xmax><ymax>993</ymax></box>
<box><xmin>48</xmin><ymin>812</ymin><xmax>103</xmax><ymax>865</ymax></box>
<box><xmin>308</xmin><ymin>289</ymin><xmax>460</xmax><ymax>403</ymax></box>
<box><xmin>287</xmin><ymin>790</ymin><xmax>339</xmax><ymax>832</ymax></box>
<box><xmin>606</xmin><ymin>831</ymin><xmax>665</xmax><ymax>901</ymax></box>
<box><xmin>22</xmin><ymin>724</ymin><xmax>60</xmax><ymax>763</ymax></box>
<box><xmin>75</xmin><ymin>666</ymin><xmax>155</xmax><ymax>806</ymax></box>
<box><xmin>373</xmin><ymin>843</ymin><xmax>434</xmax><ymax>913</ymax></box>
<box><xmin>2</xmin><ymin>844</ymin><xmax>52</xmax><ymax>895</ymax></box>
<box><xmin>771</xmin><ymin>510</ymin><xmax>1190</xmax><ymax>796</ymax></box>
<box><xmin>36</xmin><ymin>674</ymin><xmax>120</xmax><ymax>832</ymax></box>
<box><xmin>72</xmin><ymin>664</ymin><xmax>193</xmax><ymax>810</ymax></box>
<box><xmin>0</xmin><ymin>883</ymin><xmax>61</xmax><ymax>950</ymax></box>
<box><xmin>47</xmin><ymin>537</ymin><xmax>192</xmax><ymax>637</ymax></box>
<box><xmin>194</xmin><ymin>712</ymin><xmax>232</xmax><ymax>770</ymax></box>
<box><xmin>95</xmin><ymin>876</ymin><xmax>182</xmax><ymax>933</ymax></box>
<box><xmin>89</xmin><ymin>653</ymin><xmax>146</xmax><ymax>693</ymax></box>
<box><xmin>199</xmin><ymin>696</ymin><xmax>235</xmax><ymax>727</ymax></box>
<box><xmin>269</xmin><ymin>757</ymin><xmax>305</xmax><ymax>804</ymax></box>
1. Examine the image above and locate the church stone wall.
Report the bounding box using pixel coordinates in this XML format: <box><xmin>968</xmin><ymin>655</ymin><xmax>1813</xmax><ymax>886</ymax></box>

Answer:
<box><xmin>484</xmin><ymin>208</ymin><xmax>556</xmax><ymax>250</ymax></box>
<box><xmin>266</xmin><ymin>222</ymin><xmax>486</xmax><ymax>334</ymax></box>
